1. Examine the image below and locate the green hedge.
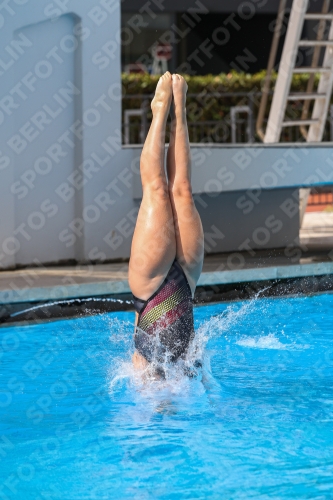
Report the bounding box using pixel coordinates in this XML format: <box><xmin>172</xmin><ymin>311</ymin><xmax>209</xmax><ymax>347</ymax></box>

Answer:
<box><xmin>122</xmin><ymin>70</ymin><xmax>318</xmax><ymax>95</ymax></box>
<box><xmin>122</xmin><ymin>70</ymin><xmax>321</xmax><ymax>123</ymax></box>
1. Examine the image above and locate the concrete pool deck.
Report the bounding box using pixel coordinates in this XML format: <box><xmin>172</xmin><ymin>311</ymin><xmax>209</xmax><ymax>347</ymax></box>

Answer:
<box><xmin>0</xmin><ymin>248</ymin><xmax>333</xmax><ymax>306</ymax></box>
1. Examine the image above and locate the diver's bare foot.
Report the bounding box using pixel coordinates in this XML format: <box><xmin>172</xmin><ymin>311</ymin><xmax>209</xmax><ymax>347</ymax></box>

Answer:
<box><xmin>151</xmin><ymin>71</ymin><xmax>172</xmax><ymax>117</ymax></box>
<box><xmin>172</xmin><ymin>73</ymin><xmax>188</xmax><ymax>117</ymax></box>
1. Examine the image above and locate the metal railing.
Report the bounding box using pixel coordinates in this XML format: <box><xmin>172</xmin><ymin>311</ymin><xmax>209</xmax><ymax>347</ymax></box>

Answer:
<box><xmin>299</xmin><ymin>0</ymin><xmax>332</xmax><ymax>139</ymax></box>
<box><xmin>256</xmin><ymin>0</ymin><xmax>333</xmax><ymax>142</ymax></box>
<box><xmin>122</xmin><ymin>92</ymin><xmax>333</xmax><ymax>145</ymax></box>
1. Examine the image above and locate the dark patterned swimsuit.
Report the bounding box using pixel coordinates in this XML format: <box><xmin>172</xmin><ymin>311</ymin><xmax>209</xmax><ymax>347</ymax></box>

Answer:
<box><xmin>133</xmin><ymin>260</ymin><xmax>195</xmax><ymax>363</ymax></box>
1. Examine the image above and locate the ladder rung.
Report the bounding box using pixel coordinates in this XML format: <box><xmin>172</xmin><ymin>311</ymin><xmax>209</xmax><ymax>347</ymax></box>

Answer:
<box><xmin>287</xmin><ymin>93</ymin><xmax>326</xmax><ymax>100</ymax></box>
<box><xmin>299</xmin><ymin>40</ymin><xmax>333</xmax><ymax>47</ymax></box>
<box><xmin>293</xmin><ymin>66</ymin><xmax>331</xmax><ymax>73</ymax></box>
<box><xmin>304</xmin><ymin>13</ymin><xmax>333</xmax><ymax>21</ymax></box>
<box><xmin>282</xmin><ymin>119</ymin><xmax>319</xmax><ymax>127</ymax></box>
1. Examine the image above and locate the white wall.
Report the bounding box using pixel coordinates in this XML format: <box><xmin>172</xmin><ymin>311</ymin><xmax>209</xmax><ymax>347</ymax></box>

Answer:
<box><xmin>0</xmin><ymin>0</ymin><xmax>131</xmax><ymax>269</ymax></box>
<box><xmin>132</xmin><ymin>144</ymin><xmax>333</xmax><ymax>198</ymax></box>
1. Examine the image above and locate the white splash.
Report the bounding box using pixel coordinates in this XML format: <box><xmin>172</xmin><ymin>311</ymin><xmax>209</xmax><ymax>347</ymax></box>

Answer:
<box><xmin>236</xmin><ymin>333</ymin><xmax>309</xmax><ymax>350</ymax></box>
<box><xmin>236</xmin><ymin>333</ymin><xmax>287</xmax><ymax>349</ymax></box>
<box><xmin>106</xmin><ymin>292</ymin><xmax>263</xmax><ymax>399</ymax></box>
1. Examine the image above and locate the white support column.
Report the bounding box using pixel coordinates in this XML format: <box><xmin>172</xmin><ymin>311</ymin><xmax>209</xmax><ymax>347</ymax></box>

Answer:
<box><xmin>0</xmin><ymin>158</ymin><xmax>16</xmax><ymax>270</ymax></box>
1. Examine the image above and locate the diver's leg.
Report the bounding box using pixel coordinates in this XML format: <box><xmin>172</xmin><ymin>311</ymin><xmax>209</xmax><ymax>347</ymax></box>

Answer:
<box><xmin>166</xmin><ymin>74</ymin><xmax>204</xmax><ymax>296</ymax></box>
<box><xmin>129</xmin><ymin>71</ymin><xmax>176</xmax><ymax>301</ymax></box>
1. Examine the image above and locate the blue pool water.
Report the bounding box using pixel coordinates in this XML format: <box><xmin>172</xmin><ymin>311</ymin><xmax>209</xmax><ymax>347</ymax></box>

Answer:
<box><xmin>1</xmin><ymin>293</ymin><xmax>333</xmax><ymax>499</ymax></box>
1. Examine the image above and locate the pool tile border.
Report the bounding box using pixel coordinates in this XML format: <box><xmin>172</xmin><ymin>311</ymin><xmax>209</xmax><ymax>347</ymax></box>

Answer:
<box><xmin>1</xmin><ymin>261</ymin><xmax>333</xmax><ymax>305</ymax></box>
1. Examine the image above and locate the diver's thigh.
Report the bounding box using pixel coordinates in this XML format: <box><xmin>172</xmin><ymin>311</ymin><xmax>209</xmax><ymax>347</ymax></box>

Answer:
<box><xmin>171</xmin><ymin>197</ymin><xmax>204</xmax><ymax>295</ymax></box>
<box><xmin>129</xmin><ymin>190</ymin><xmax>176</xmax><ymax>300</ymax></box>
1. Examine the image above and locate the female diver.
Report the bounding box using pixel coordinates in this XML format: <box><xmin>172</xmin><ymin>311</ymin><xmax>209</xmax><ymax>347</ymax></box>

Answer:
<box><xmin>129</xmin><ymin>72</ymin><xmax>204</xmax><ymax>374</ymax></box>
